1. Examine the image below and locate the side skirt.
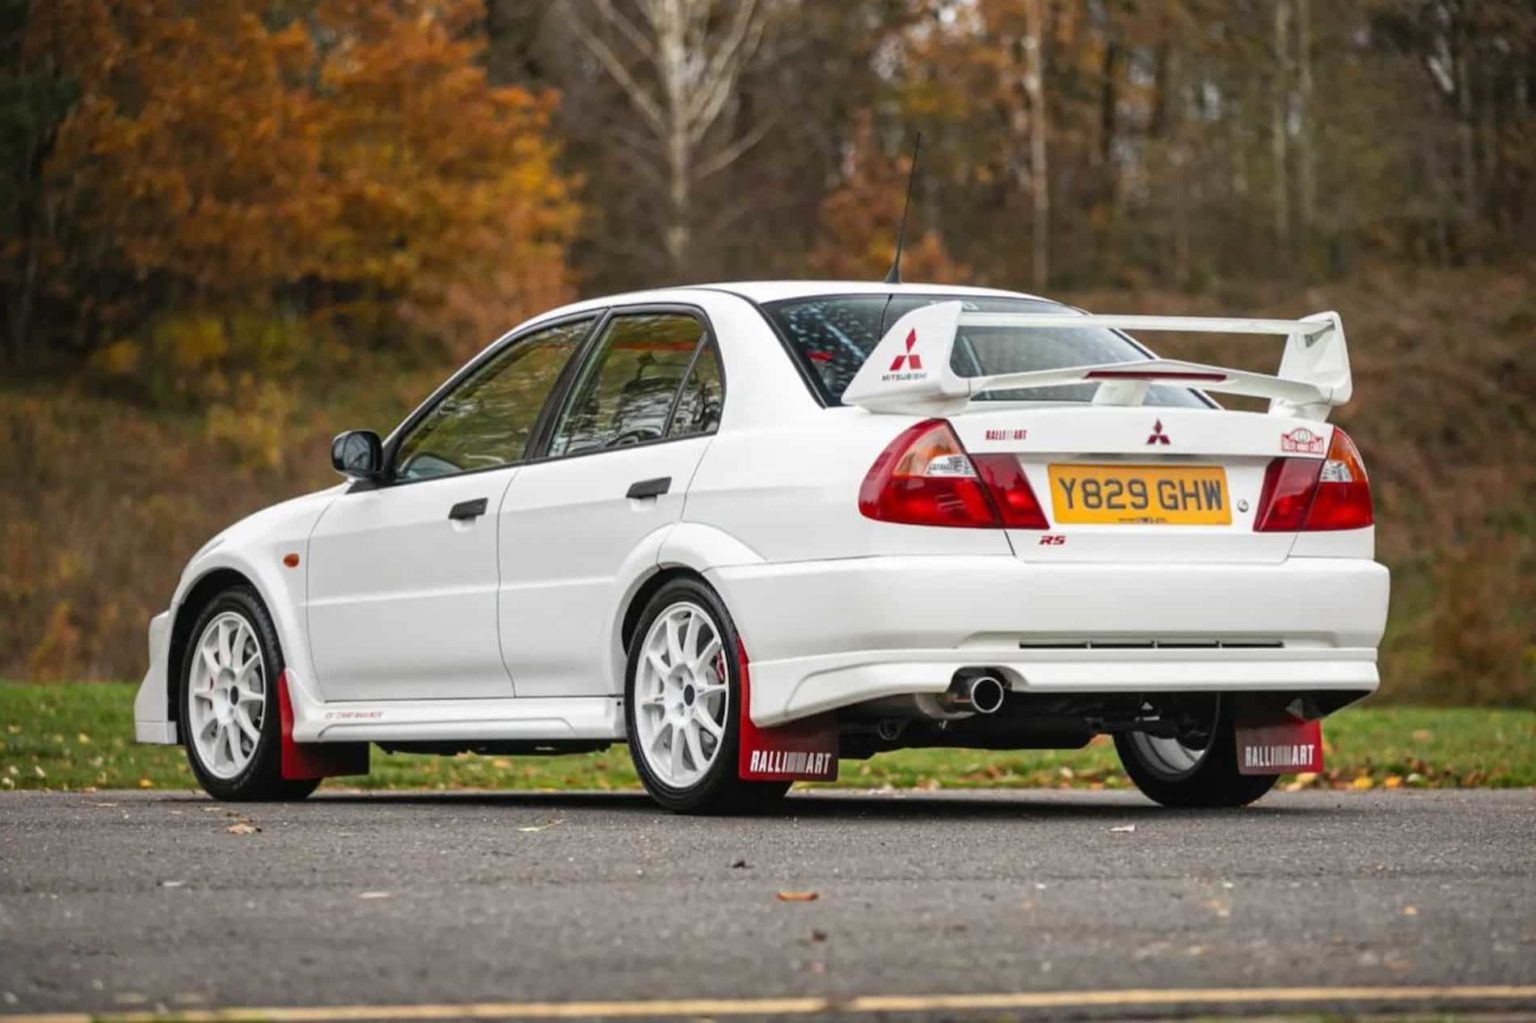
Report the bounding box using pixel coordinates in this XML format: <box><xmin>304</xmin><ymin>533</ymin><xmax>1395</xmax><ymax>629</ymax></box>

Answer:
<box><xmin>282</xmin><ymin>670</ymin><xmax>627</xmax><ymax>745</ymax></box>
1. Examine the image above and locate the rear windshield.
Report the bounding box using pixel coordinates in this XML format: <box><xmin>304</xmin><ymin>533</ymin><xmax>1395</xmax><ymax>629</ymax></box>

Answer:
<box><xmin>763</xmin><ymin>294</ymin><xmax>1207</xmax><ymax>408</ymax></box>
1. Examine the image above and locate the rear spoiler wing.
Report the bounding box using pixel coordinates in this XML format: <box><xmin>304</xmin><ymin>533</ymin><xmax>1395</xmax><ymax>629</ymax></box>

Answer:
<box><xmin>841</xmin><ymin>302</ymin><xmax>1351</xmax><ymax>421</ymax></box>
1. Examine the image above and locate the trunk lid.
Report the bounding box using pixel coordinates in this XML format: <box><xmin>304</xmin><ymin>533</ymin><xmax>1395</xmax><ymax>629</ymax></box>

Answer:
<box><xmin>950</xmin><ymin>406</ymin><xmax>1330</xmax><ymax>564</ymax></box>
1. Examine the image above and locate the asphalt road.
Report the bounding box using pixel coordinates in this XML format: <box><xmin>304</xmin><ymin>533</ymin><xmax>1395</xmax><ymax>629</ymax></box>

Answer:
<box><xmin>1</xmin><ymin>788</ymin><xmax>1534</xmax><ymax>1021</ymax></box>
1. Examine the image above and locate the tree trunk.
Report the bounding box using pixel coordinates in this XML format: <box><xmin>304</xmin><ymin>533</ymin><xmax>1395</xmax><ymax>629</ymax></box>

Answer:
<box><xmin>1271</xmin><ymin>0</ymin><xmax>1291</xmax><ymax>255</ymax></box>
<box><xmin>1296</xmin><ymin>0</ymin><xmax>1315</xmax><ymax>256</ymax></box>
<box><xmin>654</xmin><ymin>0</ymin><xmax>692</xmax><ymax>275</ymax></box>
<box><xmin>1022</xmin><ymin>0</ymin><xmax>1049</xmax><ymax>290</ymax></box>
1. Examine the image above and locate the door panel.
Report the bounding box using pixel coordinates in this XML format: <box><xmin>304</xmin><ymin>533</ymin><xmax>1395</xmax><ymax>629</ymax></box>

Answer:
<box><xmin>497</xmin><ymin>441</ymin><xmax>710</xmax><ymax>697</ymax></box>
<box><xmin>304</xmin><ymin>317</ymin><xmax>594</xmax><ymax>702</ymax></box>
<box><xmin>498</xmin><ymin>311</ymin><xmax>723</xmax><ymax>697</ymax></box>
<box><xmin>307</xmin><ymin>471</ymin><xmax>516</xmax><ymax>701</ymax></box>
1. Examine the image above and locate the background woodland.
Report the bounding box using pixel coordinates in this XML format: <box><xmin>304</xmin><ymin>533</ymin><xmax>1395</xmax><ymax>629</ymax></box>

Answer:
<box><xmin>1</xmin><ymin>0</ymin><xmax>1532</xmax><ymax>703</ymax></box>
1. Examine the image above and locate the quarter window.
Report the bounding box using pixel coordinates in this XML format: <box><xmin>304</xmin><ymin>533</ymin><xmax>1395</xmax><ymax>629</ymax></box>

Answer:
<box><xmin>549</xmin><ymin>313</ymin><xmax>713</xmax><ymax>457</ymax></box>
<box><xmin>393</xmin><ymin>319</ymin><xmax>590</xmax><ymax>482</ymax></box>
<box><xmin>666</xmin><ymin>340</ymin><xmax>723</xmax><ymax>438</ymax></box>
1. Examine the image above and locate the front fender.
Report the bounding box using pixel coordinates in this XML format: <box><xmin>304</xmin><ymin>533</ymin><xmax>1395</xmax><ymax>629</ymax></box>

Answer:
<box><xmin>160</xmin><ymin>488</ymin><xmax>341</xmax><ymax>719</ymax></box>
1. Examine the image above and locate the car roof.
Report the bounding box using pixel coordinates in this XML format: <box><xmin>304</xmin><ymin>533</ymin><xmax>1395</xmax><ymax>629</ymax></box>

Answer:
<box><xmin>525</xmin><ymin>281</ymin><xmax>1068</xmax><ymax>326</ymax></box>
<box><xmin>692</xmin><ymin>280</ymin><xmax>1059</xmax><ymax>304</ymax></box>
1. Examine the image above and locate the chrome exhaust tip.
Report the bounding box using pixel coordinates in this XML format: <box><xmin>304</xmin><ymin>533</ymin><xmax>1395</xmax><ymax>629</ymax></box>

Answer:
<box><xmin>966</xmin><ymin>675</ymin><xmax>1007</xmax><ymax>715</ymax></box>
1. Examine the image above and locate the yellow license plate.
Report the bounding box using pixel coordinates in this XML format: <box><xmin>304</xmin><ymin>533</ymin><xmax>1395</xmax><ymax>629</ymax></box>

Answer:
<box><xmin>1048</xmin><ymin>464</ymin><xmax>1231</xmax><ymax>525</ymax></box>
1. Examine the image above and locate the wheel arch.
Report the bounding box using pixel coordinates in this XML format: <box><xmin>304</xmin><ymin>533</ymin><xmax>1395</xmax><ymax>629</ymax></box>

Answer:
<box><xmin>619</xmin><ymin>566</ymin><xmax>711</xmax><ymax>658</ymax></box>
<box><xmin>164</xmin><ymin>567</ymin><xmax>262</xmax><ymax>728</ymax></box>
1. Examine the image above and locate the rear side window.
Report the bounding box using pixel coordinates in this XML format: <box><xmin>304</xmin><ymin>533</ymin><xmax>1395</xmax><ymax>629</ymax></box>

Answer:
<box><xmin>764</xmin><ymin>294</ymin><xmax>1206</xmax><ymax>408</ymax></box>
<box><xmin>548</xmin><ymin>312</ymin><xmax>715</xmax><ymax>457</ymax></box>
<box><xmin>667</xmin><ymin>340</ymin><xmax>723</xmax><ymax>438</ymax></box>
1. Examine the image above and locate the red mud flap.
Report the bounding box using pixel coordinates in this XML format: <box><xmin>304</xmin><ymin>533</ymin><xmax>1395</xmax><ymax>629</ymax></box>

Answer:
<box><xmin>1235</xmin><ymin>705</ymin><xmax>1323</xmax><ymax>776</ymax></box>
<box><xmin>277</xmin><ymin>669</ymin><xmax>369</xmax><ymax>781</ymax></box>
<box><xmin>735</xmin><ymin>641</ymin><xmax>838</xmax><ymax>782</ymax></box>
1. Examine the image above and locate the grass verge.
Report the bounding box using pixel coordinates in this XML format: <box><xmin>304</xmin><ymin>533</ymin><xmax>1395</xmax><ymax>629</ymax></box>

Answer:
<box><xmin>3</xmin><ymin>681</ymin><xmax>1533</xmax><ymax>793</ymax></box>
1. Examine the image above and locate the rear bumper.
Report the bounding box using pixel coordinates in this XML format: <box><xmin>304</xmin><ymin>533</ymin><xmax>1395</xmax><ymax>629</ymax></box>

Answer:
<box><xmin>708</xmin><ymin>556</ymin><xmax>1389</xmax><ymax>726</ymax></box>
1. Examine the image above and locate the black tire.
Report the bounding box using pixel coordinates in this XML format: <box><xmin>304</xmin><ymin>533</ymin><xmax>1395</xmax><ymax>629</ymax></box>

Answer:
<box><xmin>179</xmin><ymin>585</ymin><xmax>319</xmax><ymax>802</ymax></box>
<box><xmin>1114</xmin><ymin>696</ymin><xmax>1278</xmax><ymax>808</ymax></box>
<box><xmin>624</xmin><ymin>577</ymin><xmax>791</xmax><ymax>814</ymax></box>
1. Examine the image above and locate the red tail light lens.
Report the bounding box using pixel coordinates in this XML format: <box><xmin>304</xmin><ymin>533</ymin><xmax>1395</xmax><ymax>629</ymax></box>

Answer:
<box><xmin>859</xmin><ymin>420</ymin><xmax>1048</xmax><ymax>530</ymax></box>
<box><xmin>859</xmin><ymin>420</ymin><xmax>998</xmax><ymax>528</ymax></box>
<box><xmin>1304</xmin><ymin>428</ymin><xmax>1373</xmax><ymax>530</ymax></box>
<box><xmin>1254</xmin><ymin>427</ymin><xmax>1373</xmax><ymax>532</ymax></box>
<box><xmin>972</xmin><ymin>454</ymin><xmax>1050</xmax><ymax>529</ymax></box>
<box><xmin>1254</xmin><ymin>458</ymin><xmax>1320</xmax><ymax>532</ymax></box>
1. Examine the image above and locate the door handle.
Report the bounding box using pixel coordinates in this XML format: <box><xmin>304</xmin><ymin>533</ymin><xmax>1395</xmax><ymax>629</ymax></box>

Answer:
<box><xmin>448</xmin><ymin>498</ymin><xmax>489</xmax><ymax>521</ymax></box>
<box><xmin>626</xmin><ymin>476</ymin><xmax>671</xmax><ymax>500</ymax></box>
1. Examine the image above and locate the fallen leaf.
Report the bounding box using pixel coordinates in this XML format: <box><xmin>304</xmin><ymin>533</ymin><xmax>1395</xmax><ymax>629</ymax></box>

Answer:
<box><xmin>1109</xmin><ymin>824</ymin><xmax>1136</xmax><ymax>833</ymax></box>
<box><xmin>32</xmin><ymin>765</ymin><xmax>45</xmax><ymax>779</ymax></box>
<box><xmin>357</xmin><ymin>891</ymin><xmax>391</xmax><ymax>900</ymax></box>
<box><xmin>1402</xmin><ymin>905</ymin><xmax>1418</xmax><ymax>916</ymax></box>
<box><xmin>1383</xmin><ymin>775</ymin><xmax>1403</xmax><ymax>789</ymax></box>
<box><xmin>730</xmin><ymin>859</ymin><xmax>749</xmax><ymax>869</ymax></box>
<box><xmin>810</xmin><ymin>929</ymin><xmax>827</xmax><ymax>943</ymax></box>
<box><xmin>1350</xmin><ymin>776</ymin><xmax>1374</xmax><ymax>790</ymax></box>
<box><xmin>137</xmin><ymin>778</ymin><xmax>154</xmax><ymax>789</ymax></box>
<box><xmin>225</xmin><ymin>821</ymin><xmax>260</xmax><ymax>835</ymax></box>
<box><xmin>517</xmin><ymin>820</ymin><xmax>563</xmax><ymax>833</ymax></box>
<box><xmin>776</xmin><ymin>891</ymin><xmax>819</xmax><ymax>902</ymax></box>
<box><xmin>159</xmin><ymin>880</ymin><xmax>186</xmax><ymax>888</ymax></box>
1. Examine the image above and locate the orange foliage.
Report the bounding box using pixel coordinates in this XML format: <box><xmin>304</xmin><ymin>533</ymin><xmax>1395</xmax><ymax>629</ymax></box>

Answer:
<box><xmin>27</xmin><ymin>0</ymin><xmax>580</xmax><ymax>357</ymax></box>
<box><xmin>808</xmin><ymin>120</ymin><xmax>968</xmax><ymax>284</ymax></box>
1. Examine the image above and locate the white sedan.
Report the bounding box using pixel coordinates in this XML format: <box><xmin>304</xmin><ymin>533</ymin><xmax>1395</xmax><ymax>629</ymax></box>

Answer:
<box><xmin>134</xmin><ymin>281</ymin><xmax>1389</xmax><ymax>811</ymax></box>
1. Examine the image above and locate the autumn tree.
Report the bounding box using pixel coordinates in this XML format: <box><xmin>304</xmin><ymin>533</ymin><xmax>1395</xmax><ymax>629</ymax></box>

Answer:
<box><xmin>808</xmin><ymin>118</ymin><xmax>968</xmax><ymax>284</ymax></box>
<box><xmin>10</xmin><ymin>0</ymin><xmax>580</xmax><ymax>366</ymax></box>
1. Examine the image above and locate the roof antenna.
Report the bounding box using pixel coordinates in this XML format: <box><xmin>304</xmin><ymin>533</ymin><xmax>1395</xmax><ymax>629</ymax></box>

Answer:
<box><xmin>883</xmin><ymin>131</ymin><xmax>922</xmax><ymax>285</ymax></box>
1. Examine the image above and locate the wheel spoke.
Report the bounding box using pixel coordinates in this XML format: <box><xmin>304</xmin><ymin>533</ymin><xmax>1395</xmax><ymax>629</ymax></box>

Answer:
<box><xmin>233</xmin><ymin>707</ymin><xmax>260</xmax><ymax>743</ymax></box>
<box><xmin>664</xmin><ymin>614</ymin><xmax>685</xmax><ymax>666</ymax></box>
<box><xmin>692</xmin><ymin>637</ymin><xmax>721</xmax><ymax>674</ymax></box>
<box><xmin>694</xmin><ymin>707</ymin><xmax>724</xmax><ymax>738</ymax></box>
<box><xmin>200</xmin><ymin>645</ymin><xmax>220</xmax><ymax>679</ymax></box>
<box><xmin>683</xmin><ymin>720</ymin><xmax>708</xmax><ymax>771</ymax></box>
<box><xmin>668</xmin><ymin>721</ymin><xmax>684</xmax><ymax>778</ymax></box>
<box><xmin>217</xmin><ymin>620</ymin><xmax>233</xmax><ymax>669</ymax></box>
<box><xmin>682</xmin><ymin>613</ymin><xmax>702</xmax><ymax>663</ymax></box>
<box><xmin>650</xmin><ymin>720</ymin><xmax>672</xmax><ymax>756</ymax></box>
<box><xmin>645</xmin><ymin>649</ymin><xmax>670</xmax><ymax>680</ymax></box>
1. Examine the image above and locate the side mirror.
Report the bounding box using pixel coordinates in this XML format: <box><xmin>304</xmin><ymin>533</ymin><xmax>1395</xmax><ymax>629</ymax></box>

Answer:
<box><xmin>330</xmin><ymin>430</ymin><xmax>384</xmax><ymax>481</ymax></box>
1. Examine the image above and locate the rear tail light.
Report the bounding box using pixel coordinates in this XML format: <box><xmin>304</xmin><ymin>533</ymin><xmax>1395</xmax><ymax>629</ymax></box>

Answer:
<box><xmin>971</xmin><ymin>453</ymin><xmax>1050</xmax><ymax>529</ymax></box>
<box><xmin>1254</xmin><ymin>427</ymin><xmax>1373</xmax><ymax>532</ymax></box>
<box><xmin>859</xmin><ymin>419</ymin><xmax>1047</xmax><ymax>529</ymax></box>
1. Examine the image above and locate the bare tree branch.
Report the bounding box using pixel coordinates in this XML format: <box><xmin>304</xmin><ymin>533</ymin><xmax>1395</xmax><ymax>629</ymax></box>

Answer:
<box><xmin>695</xmin><ymin>113</ymin><xmax>777</xmax><ymax>180</ymax></box>
<box><xmin>563</xmin><ymin>6</ymin><xmax>666</xmax><ymax>137</ymax></box>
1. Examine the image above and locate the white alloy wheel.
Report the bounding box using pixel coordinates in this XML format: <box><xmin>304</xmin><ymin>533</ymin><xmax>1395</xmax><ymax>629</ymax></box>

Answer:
<box><xmin>632</xmin><ymin>601</ymin><xmax>729</xmax><ymax>789</ymax></box>
<box><xmin>186</xmin><ymin>611</ymin><xmax>267</xmax><ymax>780</ymax></box>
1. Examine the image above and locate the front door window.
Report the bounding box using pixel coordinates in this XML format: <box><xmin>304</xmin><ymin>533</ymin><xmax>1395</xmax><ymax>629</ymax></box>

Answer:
<box><xmin>394</xmin><ymin>318</ymin><xmax>591</xmax><ymax>481</ymax></box>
